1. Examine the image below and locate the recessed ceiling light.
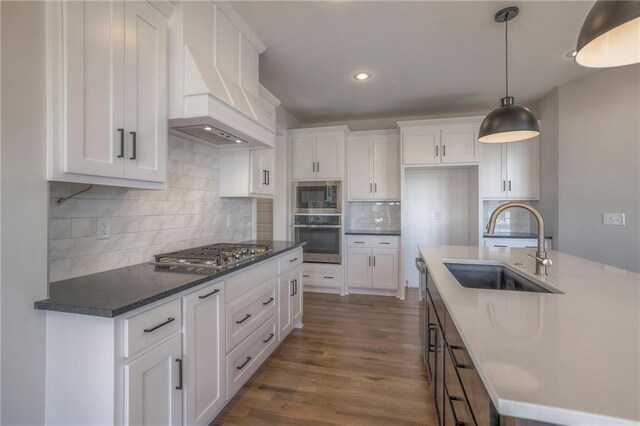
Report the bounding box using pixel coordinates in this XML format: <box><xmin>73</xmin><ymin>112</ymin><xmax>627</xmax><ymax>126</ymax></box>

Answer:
<box><xmin>204</xmin><ymin>126</ymin><xmax>212</xmax><ymax>131</ymax></box>
<box><xmin>235</xmin><ymin>139</ymin><xmax>243</xmax><ymax>143</ymax></box>
<box><xmin>566</xmin><ymin>49</ymin><xmax>578</xmax><ymax>58</ymax></box>
<box><xmin>353</xmin><ymin>72</ymin><xmax>371</xmax><ymax>81</ymax></box>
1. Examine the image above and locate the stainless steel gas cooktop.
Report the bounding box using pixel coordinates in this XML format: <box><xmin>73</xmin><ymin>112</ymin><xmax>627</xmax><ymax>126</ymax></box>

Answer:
<box><xmin>152</xmin><ymin>243</ymin><xmax>270</xmax><ymax>274</ymax></box>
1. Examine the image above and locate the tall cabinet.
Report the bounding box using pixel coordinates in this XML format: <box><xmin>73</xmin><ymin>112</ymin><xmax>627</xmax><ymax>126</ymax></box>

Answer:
<box><xmin>348</xmin><ymin>130</ymin><xmax>400</xmax><ymax>201</ymax></box>
<box><xmin>47</xmin><ymin>0</ymin><xmax>169</xmax><ymax>188</ymax></box>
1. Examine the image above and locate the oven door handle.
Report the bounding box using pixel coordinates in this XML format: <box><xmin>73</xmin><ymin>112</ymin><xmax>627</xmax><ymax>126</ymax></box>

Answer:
<box><xmin>293</xmin><ymin>225</ymin><xmax>342</xmax><ymax>229</ymax></box>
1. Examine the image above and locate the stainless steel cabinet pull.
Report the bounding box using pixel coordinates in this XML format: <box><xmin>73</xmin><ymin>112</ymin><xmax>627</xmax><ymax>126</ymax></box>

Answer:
<box><xmin>289</xmin><ymin>257</ymin><xmax>298</xmax><ymax>262</ymax></box>
<box><xmin>323</xmin><ymin>276</ymin><xmax>334</xmax><ymax>279</ymax></box>
<box><xmin>262</xmin><ymin>170</ymin><xmax>267</xmax><ymax>185</ymax></box>
<box><xmin>442</xmin><ymin>145</ymin><xmax>446</xmax><ymax>156</ymax></box>
<box><xmin>235</xmin><ymin>314</ymin><xmax>251</xmax><ymax>324</ymax></box>
<box><xmin>508</xmin><ymin>180</ymin><xmax>512</xmax><ymax>191</ymax></box>
<box><xmin>317</xmin><ymin>162</ymin><xmax>320</xmax><ymax>172</ymax></box>
<box><xmin>294</xmin><ymin>279</ymin><xmax>298</xmax><ymax>295</ymax></box>
<box><xmin>117</xmin><ymin>128</ymin><xmax>125</xmax><ymax>158</ymax></box>
<box><xmin>427</xmin><ymin>324</ymin><xmax>436</xmax><ymax>352</ymax></box>
<box><xmin>263</xmin><ymin>333</ymin><xmax>275</xmax><ymax>343</ymax></box>
<box><xmin>502</xmin><ymin>180</ymin><xmax>506</xmax><ymax>192</ymax></box>
<box><xmin>525</xmin><ymin>246</ymin><xmax>537</xmax><ymax>249</ymax></box>
<box><xmin>379</xmin><ymin>242</ymin><xmax>390</xmax><ymax>245</ymax></box>
<box><xmin>373</xmin><ymin>256</ymin><xmax>376</xmax><ymax>267</ymax></box>
<box><xmin>290</xmin><ymin>280</ymin><xmax>295</xmax><ymax>297</ymax></box>
<box><xmin>262</xmin><ymin>297</ymin><xmax>274</xmax><ymax>306</ymax></box>
<box><xmin>369</xmin><ymin>256</ymin><xmax>371</xmax><ymax>266</ymax></box>
<box><xmin>266</xmin><ymin>170</ymin><xmax>270</xmax><ymax>185</ymax></box>
<box><xmin>302</xmin><ymin>274</ymin><xmax>310</xmax><ymax>278</ymax></box>
<box><xmin>175</xmin><ymin>358</ymin><xmax>183</xmax><ymax>390</ymax></box>
<box><xmin>236</xmin><ymin>356</ymin><xmax>252</xmax><ymax>370</ymax></box>
<box><xmin>144</xmin><ymin>317</ymin><xmax>175</xmax><ymax>333</ymax></box>
<box><xmin>312</xmin><ymin>162</ymin><xmax>315</xmax><ymax>172</ymax></box>
<box><xmin>446</xmin><ymin>388</ymin><xmax>468</xmax><ymax>426</ymax></box>
<box><xmin>354</xmin><ymin>241</ymin><xmax>365</xmax><ymax>244</ymax></box>
<box><xmin>374</xmin><ymin>183</ymin><xmax>377</xmax><ymax>193</ymax></box>
<box><xmin>198</xmin><ymin>289</ymin><xmax>220</xmax><ymax>299</ymax></box>
<box><xmin>129</xmin><ymin>131</ymin><xmax>137</xmax><ymax>160</ymax></box>
<box><xmin>435</xmin><ymin>145</ymin><xmax>439</xmax><ymax>157</ymax></box>
<box><xmin>370</xmin><ymin>183</ymin><xmax>373</xmax><ymax>193</ymax></box>
<box><xmin>450</xmin><ymin>345</ymin><xmax>473</xmax><ymax>369</ymax></box>
<box><xmin>494</xmin><ymin>244</ymin><xmax>508</xmax><ymax>248</ymax></box>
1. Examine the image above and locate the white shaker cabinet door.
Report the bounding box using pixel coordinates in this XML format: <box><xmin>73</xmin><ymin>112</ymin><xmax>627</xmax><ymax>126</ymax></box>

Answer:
<box><xmin>315</xmin><ymin>134</ymin><xmax>343</xmax><ymax>179</ymax></box>
<box><xmin>279</xmin><ymin>274</ymin><xmax>293</xmax><ymax>339</ymax></box>
<box><xmin>124</xmin><ymin>334</ymin><xmax>183</xmax><ymax>426</ymax></box>
<box><xmin>63</xmin><ymin>0</ymin><xmax>125</xmax><ymax>178</ymax></box>
<box><xmin>402</xmin><ymin>127</ymin><xmax>440</xmax><ymax>165</ymax></box>
<box><xmin>371</xmin><ymin>249</ymin><xmax>398</xmax><ymax>290</ymax></box>
<box><xmin>183</xmin><ymin>283</ymin><xmax>226</xmax><ymax>426</ymax></box>
<box><xmin>349</xmin><ymin>137</ymin><xmax>374</xmax><ymax>200</ymax></box>
<box><xmin>440</xmin><ymin>126</ymin><xmax>477</xmax><ymax>164</ymax></box>
<box><xmin>347</xmin><ymin>248</ymin><xmax>373</xmax><ymax>288</ymax></box>
<box><xmin>481</xmin><ymin>143</ymin><xmax>507</xmax><ymax>199</ymax></box>
<box><xmin>506</xmin><ymin>137</ymin><xmax>540</xmax><ymax>200</ymax></box>
<box><xmin>291</xmin><ymin>135</ymin><xmax>317</xmax><ymax>180</ymax></box>
<box><xmin>123</xmin><ymin>1</ymin><xmax>167</xmax><ymax>182</ymax></box>
<box><xmin>373</xmin><ymin>135</ymin><xmax>399</xmax><ymax>200</ymax></box>
<box><xmin>261</xmin><ymin>148</ymin><xmax>276</xmax><ymax>195</ymax></box>
<box><xmin>291</xmin><ymin>266</ymin><xmax>304</xmax><ymax>324</ymax></box>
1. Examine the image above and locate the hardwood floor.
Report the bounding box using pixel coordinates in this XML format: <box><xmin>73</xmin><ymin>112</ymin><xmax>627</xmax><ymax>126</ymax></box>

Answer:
<box><xmin>212</xmin><ymin>289</ymin><xmax>436</xmax><ymax>425</ymax></box>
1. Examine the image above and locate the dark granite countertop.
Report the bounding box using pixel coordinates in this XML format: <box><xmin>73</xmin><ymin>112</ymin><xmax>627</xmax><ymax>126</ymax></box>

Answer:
<box><xmin>483</xmin><ymin>233</ymin><xmax>552</xmax><ymax>239</ymax></box>
<box><xmin>345</xmin><ymin>229</ymin><xmax>401</xmax><ymax>236</ymax></box>
<box><xmin>35</xmin><ymin>241</ymin><xmax>304</xmax><ymax>318</ymax></box>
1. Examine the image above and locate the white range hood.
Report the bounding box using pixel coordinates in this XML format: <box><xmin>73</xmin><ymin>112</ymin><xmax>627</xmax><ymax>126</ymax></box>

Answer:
<box><xmin>168</xmin><ymin>1</ymin><xmax>275</xmax><ymax>148</ymax></box>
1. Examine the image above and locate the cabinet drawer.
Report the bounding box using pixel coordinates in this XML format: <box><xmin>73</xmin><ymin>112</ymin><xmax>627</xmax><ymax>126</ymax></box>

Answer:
<box><xmin>226</xmin><ymin>258</ymin><xmax>278</xmax><ymax>303</ymax></box>
<box><xmin>226</xmin><ymin>278</ymin><xmax>277</xmax><ymax>352</ymax></box>
<box><xmin>302</xmin><ymin>271</ymin><xmax>342</xmax><ymax>288</ymax></box>
<box><xmin>347</xmin><ymin>235</ymin><xmax>399</xmax><ymax>249</ymax></box>
<box><xmin>226</xmin><ymin>314</ymin><xmax>278</xmax><ymax>398</ymax></box>
<box><xmin>426</xmin><ymin>270</ymin><xmax>445</xmax><ymax>326</ymax></box>
<box><xmin>278</xmin><ymin>248</ymin><xmax>303</xmax><ymax>274</ymax></box>
<box><xmin>444</xmin><ymin>346</ymin><xmax>475</xmax><ymax>426</ymax></box>
<box><xmin>445</xmin><ymin>311</ymin><xmax>491</xmax><ymax>426</ymax></box>
<box><xmin>124</xmin><ymin>298</ymin><xmax>182</xmax><ymax>358</ymax></box>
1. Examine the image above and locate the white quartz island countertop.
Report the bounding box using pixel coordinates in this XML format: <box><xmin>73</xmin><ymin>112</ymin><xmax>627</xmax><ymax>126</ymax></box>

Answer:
<box><xmin>419</xmin><ymin>245</ymin><xmax>640</xmax><ymax>426</ymax></box>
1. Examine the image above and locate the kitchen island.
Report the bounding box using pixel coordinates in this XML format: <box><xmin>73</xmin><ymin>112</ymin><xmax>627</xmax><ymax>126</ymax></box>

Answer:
<box><xmin>419</xmin><ymin>245</ymin><xmax>639</xmax><ymax>425</ymax></box>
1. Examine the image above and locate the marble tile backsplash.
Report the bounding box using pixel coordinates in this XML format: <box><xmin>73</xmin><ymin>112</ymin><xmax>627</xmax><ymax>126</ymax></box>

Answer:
<box><xmin>482</xmin><ymin>200</ymin><xmax>534</xmax><ymax>234</ymax></box>
<box><xmin>48</xmin><ymin>135</ymin><xmax>253</xmax><ymax>281</ymax></box>
<box><xmin>346</xmin><ymin>202</ymin><xmax>401</xmax><ymax>231</ymax></box>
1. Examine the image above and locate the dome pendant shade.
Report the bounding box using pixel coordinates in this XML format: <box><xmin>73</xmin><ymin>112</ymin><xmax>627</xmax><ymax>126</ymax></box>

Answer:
<box><xmin>575</xmin><ymin>0</ymin><xmax>640</xmax><ymax>68</ymax></box>
<box><xmin>478</xmin><ymin>97</ymin><xmax>539</xmax><ymax>143</ymax></box>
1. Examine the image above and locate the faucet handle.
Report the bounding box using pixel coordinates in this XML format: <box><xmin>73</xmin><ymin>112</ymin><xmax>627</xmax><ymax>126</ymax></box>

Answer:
<box><xmin>528</xmin><ymin>253</ymin><xmax>553</xmax><ymax>267</ymax></box>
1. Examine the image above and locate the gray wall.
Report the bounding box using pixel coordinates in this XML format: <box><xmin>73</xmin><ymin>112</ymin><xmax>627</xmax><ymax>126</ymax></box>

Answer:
<box><xmin>534</xmin><ymin>88</ymin><xmax>560</xmax><ymax>242</ymax></box>
<box><xmin>538</xmin><ymin>65</ymin><xmax>640</xmax><ymax>272</ymax></box>
<box><xmin>1</xmin><ymin>2</ymin><xmax>48</xmax><ymax>424</ymax></box>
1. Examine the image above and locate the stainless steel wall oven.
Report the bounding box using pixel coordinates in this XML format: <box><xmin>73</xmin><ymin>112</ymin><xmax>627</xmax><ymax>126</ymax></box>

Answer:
<box><xmin>293</xmin><ymin>215</ymin><xmax>341</xmax><ymax>264</ymax></box>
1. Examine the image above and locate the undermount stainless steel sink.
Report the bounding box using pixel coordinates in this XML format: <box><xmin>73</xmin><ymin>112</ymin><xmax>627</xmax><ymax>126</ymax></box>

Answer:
<box><xmin>444</xmin><ymin>263</ymin><xmax>555</xmax><ymax>293</ymax></box>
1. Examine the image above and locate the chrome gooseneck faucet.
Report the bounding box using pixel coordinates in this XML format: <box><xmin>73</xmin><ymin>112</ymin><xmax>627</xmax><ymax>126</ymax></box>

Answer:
<box><xmin>486</xmin><ymin>202</ymin><xmax>552</xmax><ymax>276</ymax></box>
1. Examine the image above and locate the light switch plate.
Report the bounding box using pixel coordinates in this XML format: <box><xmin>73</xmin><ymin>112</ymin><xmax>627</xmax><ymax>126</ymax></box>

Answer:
<box><xmin>603</xmin><ymin>213</ymin><xmax>625</xmax><ymax>226</ymax></box>
<box><xmin>97</xmin><ymin>217</ymin><xmax>111</xmax><ymax>239</ymax></box>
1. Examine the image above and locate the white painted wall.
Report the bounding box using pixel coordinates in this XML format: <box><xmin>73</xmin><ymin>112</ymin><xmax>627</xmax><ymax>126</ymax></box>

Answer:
<box><xmin>537</xmin><ymin>65</ymin><xmax>640</xmax><ymax>272</ymax></box>
<box><xmin>1</xmin><ymin>2</ymin><xmax>48</xmax><ymax>424</ymax></box>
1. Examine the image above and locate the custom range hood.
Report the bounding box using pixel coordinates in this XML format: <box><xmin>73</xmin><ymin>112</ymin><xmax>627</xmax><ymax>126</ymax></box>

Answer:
<box><xmin>168</xmin><ymin>1</ymin><xmax>275</xmax><ymax>148</ymax></box>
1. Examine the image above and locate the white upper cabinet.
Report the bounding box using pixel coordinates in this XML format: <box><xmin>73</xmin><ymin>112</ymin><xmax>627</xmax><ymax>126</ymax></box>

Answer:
<box><xmin>47</xmin><ymin>0</ymin><xmax>169</xmax><ymax>189</ymax></box>
<box><xmin>399</xmin><ymin>118</ymin><xmax>482</xmax><ymax>167</ymax></box>
<box><xmin>219</xmin><ymin>148</ymin><xmax>275</xmax><ymax>198</ymax></box>
<box><xmin>348</xmin><ymin>131</ymin><xmax>399</xmax><ymax>201</ymax></box>
<box><xmin>290</xmin><ymin>127</ymin><xmax>348</xmax><ymax>181</ymax></box>
<box><xmin>481</xmin><ymin>137</ymin><xmax>540</xmax><ymax>200</ymax></box>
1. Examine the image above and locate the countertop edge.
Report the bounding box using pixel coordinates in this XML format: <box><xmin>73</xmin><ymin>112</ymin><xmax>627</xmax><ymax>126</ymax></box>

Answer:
<box><xmin>35</xmin><ymin>242</ymin><xmax>304</xmax><ymax>318</ymax></box>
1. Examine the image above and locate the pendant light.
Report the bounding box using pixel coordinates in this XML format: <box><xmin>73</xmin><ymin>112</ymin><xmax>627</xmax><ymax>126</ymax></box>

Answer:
<box><xmin>479</xmin><ymin>7</ymin><xmax>539</xmax><ymax>144</ymax></box>
<box><xmin>575</xmin><ymin>0</ymin><xmax>640</xmax><ymax>68</ymax></box>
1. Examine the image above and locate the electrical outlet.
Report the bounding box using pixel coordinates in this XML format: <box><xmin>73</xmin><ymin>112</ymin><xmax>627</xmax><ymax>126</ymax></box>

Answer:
<box><xmin>603</xmin><ymin>213</ymin><xmax>625</xmax><ymax>226</ymax></box>
<box><xmin>435</xmin><ymin>211</ymin><xmax>442</xmax><ymax>221</ymax></box>
<box><xmin>97</xmin><ymin>217</ymin><xmax>111</xmax><ymax>239</ymax></box>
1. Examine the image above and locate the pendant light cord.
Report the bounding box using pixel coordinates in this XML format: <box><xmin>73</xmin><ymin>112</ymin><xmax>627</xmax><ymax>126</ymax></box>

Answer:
<box><xmin>505</xmin><ymin>19</ymin><xmax>509</xmax><ymax>97</ymax></box>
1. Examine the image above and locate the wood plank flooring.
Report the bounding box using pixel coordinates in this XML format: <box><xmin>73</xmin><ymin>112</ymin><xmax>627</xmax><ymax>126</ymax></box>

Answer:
<box><xmin>212</xmin><ymin>289</ymin><xmax>436</xmax><ymax>425</ymax></box>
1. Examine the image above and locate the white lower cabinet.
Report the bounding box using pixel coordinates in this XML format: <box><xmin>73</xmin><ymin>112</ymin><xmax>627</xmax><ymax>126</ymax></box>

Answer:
<box><xmin>124</xmin><ymin>334</ymin><xmax>183</xmax><ymax>426</ymax></box>
<box><xmin>183</xmin><ymin>282</ymin><xmax>226</xmax><ymax>426</ymax></box>
<box><xmin>346</xmin><ymin>235</ymin><xmax>399</xmax><ymax>292</ymax></box>
<box><xmin>43</xmin><ymin>247</ymin><xmax>304</xmax><ymax>426</ymax></box>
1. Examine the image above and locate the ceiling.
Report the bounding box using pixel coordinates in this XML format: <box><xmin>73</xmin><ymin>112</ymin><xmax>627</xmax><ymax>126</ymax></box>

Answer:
<box><xmin>232</xmin><ymin>1</ymin><xmax>596</xmax><ymax>124</ymax></box>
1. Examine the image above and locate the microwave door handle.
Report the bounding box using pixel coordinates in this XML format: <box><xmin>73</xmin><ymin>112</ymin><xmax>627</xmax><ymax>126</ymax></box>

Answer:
<box><xmin>293</xmin><ymin>225</ymin><xmax>342</xmax><ymax>229</ymax></box>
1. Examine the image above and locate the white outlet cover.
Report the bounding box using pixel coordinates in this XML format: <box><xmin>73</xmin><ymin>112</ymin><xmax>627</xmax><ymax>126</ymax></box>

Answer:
<box><xmin>97</xmin><ymin>217</ymin><xmax>111</xmax><ymax>239</ymax></box>
<box><xmin>603</xmin><ymin>213</ymin><xmax>625</xmax><ymax>226</ymax></box>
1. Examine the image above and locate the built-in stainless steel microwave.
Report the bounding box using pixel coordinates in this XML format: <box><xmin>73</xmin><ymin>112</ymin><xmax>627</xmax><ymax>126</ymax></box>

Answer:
<box><xmin>294</xmin><ymin>181</ymin><xmax>341</xmax><ymax>214</ymax></box>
